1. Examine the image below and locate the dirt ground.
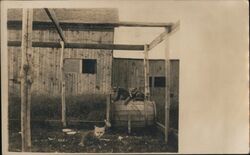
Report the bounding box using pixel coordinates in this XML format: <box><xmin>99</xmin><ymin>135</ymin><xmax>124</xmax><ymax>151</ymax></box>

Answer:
<box><xmin>9</xmin><ymin>125</ymin><xmax>178</xmax><ymax>153</ymax></box>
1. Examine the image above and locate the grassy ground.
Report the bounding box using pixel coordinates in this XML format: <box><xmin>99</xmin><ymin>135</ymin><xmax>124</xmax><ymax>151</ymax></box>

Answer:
<box><xmin>9</xmin><ymin>126</ymin><xmax>177</xmax><ymax>153</ymax></box>
<box><xmin>8</xmin><ymin>94</ymin><xmax>178</xmax><ymax>153</ymax></box>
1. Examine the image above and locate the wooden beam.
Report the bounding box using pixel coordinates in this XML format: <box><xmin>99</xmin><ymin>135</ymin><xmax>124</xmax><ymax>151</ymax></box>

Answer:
<box><xmin>8</xmin><ymin>41</ymin><xmax>145</xmax><ymax>51</ymax></box>
<box><xmin>148</xmin><ymin>30</ymin><xmax>169</xmax><ymax>51</ymax></box>
<box><xmin>20</xmin><ymin>8</ymin><xmax>33</xmax><ymax>152</ymax></box>
<box><xmin>128</xmin><ymin>105</ymin><xmax>131</xmax><ymax>134</ymax></box>
<box><xmin>148</xmin><ymin>21</ymin><xmax>180</xmax><ymax>51</ymax></box>
<box><xmin>164</xmin><ymin>27</ymin><xmax>171</xmax><ymax>143</ymax></box>
<box><xmin>44</xmin><ymin>8</ymin><xmax>66</xmax><ymax>43</ymax></box>
<box><xmin>106</xmin><ymin>94</ymin><xmax>111</xmax><ymax>122</ymax></box>
<box><xmin>143</xmin><ymin>44</ymin><xmax>150</xmax><ymax>98</ymax></box>
<box><xmin>7</xmin><ymin>20</ymin><xmax>115</xmax><ymax>31</ymax></box>
<box><xmin>60</xmin><ymin>41</ymin><xmax>66</xmax><ymax>127</ymax></box>
<box><xmin>8</xmin><ymin>20</ymin><xmax>173</xmax><ymax>29</ymax></box>
<box><xmin>109</xmin><ymin>21</ymin><xmax>173</xmax><ymax>28</ymax></box>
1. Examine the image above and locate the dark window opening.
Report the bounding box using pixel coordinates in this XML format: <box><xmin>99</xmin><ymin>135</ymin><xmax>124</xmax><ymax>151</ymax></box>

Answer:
<box><xmin>149</xmin><ymin>77</ymin><xmax>153</xmax><ymax>87</ymax></box>
<box><xmin>154</xmin><ymin>76</ymin><xmax>166</xmax><ymax>87</ymax></box>
<box><xmin>82</xmin><ymin>59</ymin><xmax>97</xmax><ymax>74</ymax></box>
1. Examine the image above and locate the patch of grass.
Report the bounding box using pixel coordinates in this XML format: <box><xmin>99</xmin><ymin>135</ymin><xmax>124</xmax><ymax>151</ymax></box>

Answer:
<box><xmin>8</xmin><ymin>94</ymin><xmax>107</xmax><ymax>131</ymax></box>
<box><xmin>9</xmin><ymin>126</ymin><xmax>178</xmax><ymax>153</ymax></box>
<box><xmin>66</xmin><ymin>94</ymin><xmax>106</xmax><ymax>120</ymax></box>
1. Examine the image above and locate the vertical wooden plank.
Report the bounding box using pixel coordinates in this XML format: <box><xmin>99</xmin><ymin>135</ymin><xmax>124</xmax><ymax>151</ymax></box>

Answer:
<box><xmin>93</xmin><ymin>48</ymin><xmax>97</xmax><ymax>94</ymax></box>
<box><xmin>96</xmin><ymin>51</ymin><xmax>101</xmax><ymax>93</ymax></box>
<box><xmin>144</xmin><ymin>100</ymin><xmax>148</xmax><ymax>126</ymax></box>
<box><xmin>20</xmin><ymin>8</ymin><xmax>33</xmax><ymax>152</ymax></box>
<box><xmin>8</xmin><ymin>47</ymin><xmax>13</xmax><ymax>94</ymax></box>
<box><xmin>60</xmin><ymin>41</ymin><xmax>66</xmax><ymax>127</ymax></box>
<box><xmin>144</xmin><ymin>45</ymin><xmax>150</xmax><ymax>99</ymax></box>
<box><xmin>53</xmin><ymin>47</ymin><xmax>57</xmax><ymax>95</ymax></box>
<box><xmin>127</xmin><ymin>59</ymin><xmax>131</xmax><ymax>88</ymax></box>
<box><xmin>99</xmin><ymin>50</ymin><xmax>103</xmax><ymax>93</ymax></box>
<box><xmin>108</xmin><ymin>50</ymin><xmax>112</xmax><ymax>93</ymax></box>
<box><xmin>128</xmin><ymin>105</ymin><xmax>131</xmax><ymax>134</ymax></box>
<box><xmin>111</xmin><ymin>58</ymin><xmax>116</xmax><ymax>88</ymax></box>
<box><xmin>164</xmin><ymin>28</ymin><xmax>171</xmax><ymax>143</ymax></box>
<box><xmin>44</xmin><ymin>48</ymin><xmax>48</xmax><ymax>95</ymax></box>
<box><xmin>80</xmin><ymin>49</ymin><xmax>84</xmax><ymax>94</ymax></box>
<box><xmin>106</xmin><ymin>94</ymin><xmax>111</xmax><ymax>122</ymax></box>
<box><xmin>39</xmin><ymin>47</ymin><xmax>43</xmax><ymax>94</ymax></box>
<box><xmin>31</xmin><ymin>48</ymin><xmax>36</xmax><ymax>93</ymax></box>
<box><xmin>103</xmin><ymin>51</ymin><xmax>107</xmax><ymax>93</ymax></box>
<box><xmin>56</xmin><ymin>48</ymin><xmax>60</xmax><ymax>95</ymax></box>
<box><xmin>17</xmin><ymin>47</ymin><xmax>22</xmax><ymax>94</ymax></box>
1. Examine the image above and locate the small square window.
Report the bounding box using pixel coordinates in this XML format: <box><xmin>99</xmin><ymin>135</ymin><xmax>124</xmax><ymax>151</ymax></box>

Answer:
<box><xmin>82</xmin><ymin>59</ymin><xmax>97</xmax><ymax>74</ymax></box>
<box><xmin>154</xmin><ymin>76</ymin><xmax>166</xmax><ymax>87</ymax></box>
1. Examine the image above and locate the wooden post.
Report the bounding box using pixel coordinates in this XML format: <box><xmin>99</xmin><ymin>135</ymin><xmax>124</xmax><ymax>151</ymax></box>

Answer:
<box><xmin>143</xmin><ymin>44</ymin><xmax>150</xmax><ymax>99</ymax></box>
<box><xmin>128</xmin><ymin>105</ymin><xmax>131</xmax><ymax>134</ymax></box>
<box><xmin>60</xmin><ymin>41</ymin><xmax>66</xmax><ymax>127</ymax></box>
<box><xmin>106</xmin><ymin>94</ymin><xmax>111</xmax><ymax>122</ymax></box>
<box><xmin>164</xmin><ymin>28</ymin><xmax>171</xmax><ymax>143</ymax></box>
<box><xmin>144</xmin><ymin>100</ymin><xmax>148</xmax><ymax>126</ymax></box>
<box><xmin>20</xmin><ymin>8</ymin><xmax>33</xmax><ymax>152</ymax></box>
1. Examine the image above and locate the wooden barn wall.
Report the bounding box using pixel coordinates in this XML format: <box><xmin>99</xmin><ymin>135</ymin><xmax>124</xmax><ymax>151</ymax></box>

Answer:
<box><xmin>112</xmin><ymin>58</ymin><xmax>179</xmax><ymax>104</ymax></box>
<box><xmin>112</xmin><ymin>58</ymin><xmax>179</xmax><ymax>124</ymax></box>
<box><xmin>8</xmin><ymin>28</ymin><xmax>114</xmax><ymax>97</ymax></box>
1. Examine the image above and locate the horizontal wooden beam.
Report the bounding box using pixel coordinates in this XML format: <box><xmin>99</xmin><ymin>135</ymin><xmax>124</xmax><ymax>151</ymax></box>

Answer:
<box><xmin>44</xmin><ymin>8</ymin><xmax>66</xmax><ymax>43</ymax></box>
<box><xmin>8</xmin><ymin>41</ymin><xmax>145</xmax><ymax>51</ymax></box>
<box><xmin>7</xmin><ymin>20</ymin><xmax>173</xmax><ymax>29</ymax></box>
<box><xmin>148</xmin><ymin>21</ymin><xmax>180</xmax><ymax>51</ymax></box>
<box><xmin>110</xmin><ymin>21</ymin><xmax>173</xmax><ymax>28</ymax></box>
<box><xmin>7</xmin><ymin>20</ymin><xmax>115</xmax><ymax>31</ymax></box>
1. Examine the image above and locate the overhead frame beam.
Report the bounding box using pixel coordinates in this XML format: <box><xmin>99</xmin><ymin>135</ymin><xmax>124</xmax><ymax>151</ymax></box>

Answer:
<box><xmin>44</xmin><ymin>8</ymin><xmax>66</xmax><ymax>43</ymax></box>
<box><xmin>8</xmin><ymin>41</ymin><xmax>145</xmax><ymax>51</ymax></box>
<box><xmin>107</xmin><ymin>21</ymin><xmax>173</xmax><ymax>28</ymax></box>
<box><xmin>7</xmin><ymin>20</ymin><xmax>173</xmax><ymax>31</ymax></box>
<box><xmin>8</xmin><ymin>20</ymin><xmax>173</xmax><ymax>28</ymax></box>
<box><xmin>148</xmin><ymin>21</ymin><xmax>180</xmax><ymax>51</ymax></box>
<box><xmin>7</xmin><ymin>20</ymin><xmax>115</xmax><ymax>31</ymax></box>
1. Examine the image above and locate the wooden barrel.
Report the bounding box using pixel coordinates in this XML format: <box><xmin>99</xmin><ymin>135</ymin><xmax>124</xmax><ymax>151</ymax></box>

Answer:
<box><xmin>111</xmin><ymin>100</ymin><xmax>156</xmax><ymax>128</ymax></box>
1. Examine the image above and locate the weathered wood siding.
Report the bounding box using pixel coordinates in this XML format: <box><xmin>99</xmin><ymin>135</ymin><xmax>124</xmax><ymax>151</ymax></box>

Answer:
<box><xmin>112</xmin><ymin>58</ymin><xmax>179</xmax><ymax>124</ymax></box>
<box><xmin>8</xmin><ymin>8</ymin><xmax>119</xmax><ymax>23</ymax></box>
<box><xmin>8</xmin><ymin>8</ymin><xmax>118</xmax><ymax>97</ymax></box>
<box><xmin>8</xmin><ymin>29</ymin><xmax>114</xmax><ymax>96</ymax></box>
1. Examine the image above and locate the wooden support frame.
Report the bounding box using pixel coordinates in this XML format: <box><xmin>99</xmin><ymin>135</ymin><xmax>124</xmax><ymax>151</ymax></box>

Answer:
<box><xmin>60</xmin><ymin>41</ymin><xmax>66</xmax><ymax>127</ymax></box>
<box><xmin>127</xmin><ymin>105</ymin><xmax>131</xmax><ymax>134</ymax></box>
<box><xmin>104</xmin><ymin>21</ymin><xmax>173</xmax><ymax>28</ymax></box>
<box><xmin>8</xmin><ymin>41</ymin><xmax>145</xmax><ymax>51</ymax></box>
<box><xmin>145</xmin><ymin>22</ymin><xmax>180</xmax><ymax>142</ymax></box>
<box><xmin>14</xmin><ymin>8</ymin><xmax>179</xmax><ymax>145</ymax></box>
<box><xmin>44</xmin><ymin>8</ymin><xmax>66</xmax><ymax>43</ymax></box>
<box><xmin>20</xmin><ymin>8</ymin><xmax>33</xmax><ymax>152</ymax></box>
<box><xmin>106</xmin><ymin>94</ymin><xmax>111</xmax><ymax>123</ymax></box>
<box><xmin>8</xmin><ymin>20</ymin><xmax>173</xmax><ymax>29</ymax></box>
<box><xmin>7</xmin><ymin>20</ymin><xmax>174</xmax><ymax>30</ymax></box>
<box><xmin>7</xmin><ymin>20</ymin><xmax>115</xmax><ymax>31</ymax></box>
<box><xmin>164</xmin><ymin>27</ymin><xmax>171</xmax><ymax>143</ymax></box>
<box><xmin>148</xmin><ymin>21</ymin><xmax>180</xmax><ymax>51</ymax></box>
<box><xmin>143</xmin><ymin>44</ymin><xmax>150</xmax><ymax>98</ymax></box>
